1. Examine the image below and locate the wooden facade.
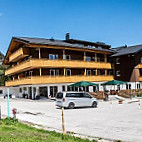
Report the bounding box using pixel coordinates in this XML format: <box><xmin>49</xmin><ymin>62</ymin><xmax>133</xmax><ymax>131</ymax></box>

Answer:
<box><xmin>4</xmin><ymin>37</ymin><xmax>114</xmax><ymax>86</ymax></box>
<box><xmin>112</xmin><ymin>51</ymin><xmax>142</xmax><ymax>82</ymax></box>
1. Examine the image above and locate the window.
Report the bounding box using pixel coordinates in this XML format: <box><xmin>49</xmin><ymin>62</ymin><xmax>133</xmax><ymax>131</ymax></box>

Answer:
<box><xmin>19</xmin><ymin>88</ymin><xmax>22</xmax><ymax>93</ymax></box>
<box><xmin>86</xmin><ymin>56</ymin><xmax>91</xmax><ymax>61</ymax></box>
<box><xmin>0</xmin><ymin>90</ymin><xmax>3</xmax><ymax>94</ymax></box>
<box><xmin>29</xmin><ymin>71</ymin><xmax>33</xmax><ymax>76</ymax></box>
<box><xmin>87</xmin><ymin>70</ymin><xmax>91</xmax><ymax>76</ymax></box>
<box><xmin>66</xmin><ymin>93</ymin><xmax>83</xmax><ymax>97</ymax></box>
<box><xmin>92</xmin><ymin>57</ymin><xmax>95</xmax><ymax>61</ymax></box>
<box><xmin>64</xmin><ymin>55</ymin><xmax>71</xmax><ymax>60</ymax></box>
<box><xmin>49</xmin><ymin>54</ymin><xmax>58</xmax><ymax>60</ymax></box>
<box><xmin>116</xmin><ymin>58</ymin><xmax>120</xmax><ymax>64</ymax></box>
<box><xmin>93</xmin><ymin>86</ymin><xmax>97</xmax><ymax>92</ymax></box>
<box><xmin>66</xmin><ymin>69</ymin><xmax>71</xmax><ymax>76</ymax></box>
<box><xmin>23</xmin><ymin>87</ymin><xmax>27</xmax><ymax>91</ymax></box>
<box><xmin>126</xmin><ymin>84</ymin><xmax>131</xmax><ymax>89</ymax></box>
<box><xmin>137</xmin><ymin>84</ymin><xmax>141</xmax><ymax>89</ymax></box>
<box><xmin>67</xmin><ymin>86</ymin><xmax>72</xmax><ymax>91</ymax></box>
<box><xmin>116</xmin><ymin>71</ymin><xmax>120</xmax><ymax>77</ymax></box>
<box><xmin>50</xmin><ymin>70</ymin><xmax>55</xmax><ymax>76</ymax></box>
<box><xmin>62</xmin><ymin>86</ymin><xmax>65</xmax><ymax>91</ymax></box>
<box><xmin>50</xmin><ymin>69</ymin><xmax>59</xmax><ymax>76</ymax></box>
<box><xmin>83</xmin><ymin>93</ymin><xmax>92</xmax><ymax>98</ymax></box>
<box><xmin>92</xmin><ymin>70</ymin><xmax>96</xmax><ymax>76</ymax></box>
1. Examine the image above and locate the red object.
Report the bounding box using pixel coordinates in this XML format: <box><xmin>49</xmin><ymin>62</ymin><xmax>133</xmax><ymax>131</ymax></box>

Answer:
<box><xmin>12</xmin><ymin>108</ymin><xmax>17</xmax><ymax>114</ymax></box>
<box><xmin>62</xmin><ymin>98</ymin><xmax>65</xmax><ymax>102</ymax></box>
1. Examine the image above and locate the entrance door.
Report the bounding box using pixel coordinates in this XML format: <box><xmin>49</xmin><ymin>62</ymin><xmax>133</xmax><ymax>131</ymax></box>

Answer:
<box><xmin>50</xmin><ymin>86</ymin><xmax>58</xmax><ymax>98</ymax></box>
<box><xmin>39</xmin><ymin>87</ymin><xmax>48</xmax><ymax>97</ymax></box>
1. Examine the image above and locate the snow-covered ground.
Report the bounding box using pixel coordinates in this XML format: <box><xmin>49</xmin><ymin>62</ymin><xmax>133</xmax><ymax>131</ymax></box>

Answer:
<box><xmin>0</xmin><ymin>97</ymin><xmax>142</xmax><ymax>142</ymax></box>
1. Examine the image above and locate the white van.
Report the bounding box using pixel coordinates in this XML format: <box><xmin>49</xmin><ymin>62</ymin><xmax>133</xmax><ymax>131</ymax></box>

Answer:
<box><xmin>56</xmin><ymin>92</ymin><xmax>98</xmax><ymax>109</ymax></box>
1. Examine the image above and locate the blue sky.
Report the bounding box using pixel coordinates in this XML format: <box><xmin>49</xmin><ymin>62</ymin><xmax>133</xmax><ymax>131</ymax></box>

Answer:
<box><xmin>0</xmin><ymin>0</ymin><xmax>142</xmax><ymax>54</ymax></box>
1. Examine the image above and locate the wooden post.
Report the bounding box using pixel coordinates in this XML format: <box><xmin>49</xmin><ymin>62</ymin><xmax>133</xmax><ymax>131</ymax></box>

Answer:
<box><xmin>84</xmin><ymin>68</ymin><xmax>86</xmax><ymax>76</ymax></box>
<box><xmin>39</xmin><ymin>48</ymin><xmax>41</xmax><ymax>59</ymax></box>
<box><xmin>64</xmin><ymin>68</ymin><xmax>66</xmax><ymax>76</ymax></box>
<box><xmin>104</xmin><ymin>54</ymin><xmax>107</xmax><ymax>63</ymax></box>
<box><xmin>62</xmin><ymin>107</ymin><xmax>65</xmax><ymax>135</ymax></box>
<box><xmin>105</xmin><ymin>70</ymin><xmax>107</xmax><ymax>76</ymax></box>
<box><xmin>84</xmin><ymin>51</ymin><xmax>86</xmax><ymax>61</ymax></box>
<box><xmin>39</xmin><ymin>68</ymin><xmax>42</xmax><ymax>76</ymax></box>
<box><xmin>63</xmin><ymin>49</ymin><xmax>65</xmax><ymax>60</ymax></box>
<box><xmin>95</xmin><ymin>53</ymin><xmax>97</xmax><ymax>62</ymax></box>
<box><xmin>95</xmin><ymin>69</ymin><xmax>98</xmax><ymax>76</ymax></box>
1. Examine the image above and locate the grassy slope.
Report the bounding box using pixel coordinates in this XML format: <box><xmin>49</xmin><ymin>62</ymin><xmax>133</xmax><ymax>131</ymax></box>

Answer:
<box><xmin>0</xmin><ymin>118</ymin><xmax>97</xmax><ymax>142</ymax></box>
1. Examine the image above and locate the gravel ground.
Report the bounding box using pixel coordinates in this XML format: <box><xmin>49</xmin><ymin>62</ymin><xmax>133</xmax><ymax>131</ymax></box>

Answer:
<box><xmin>0</xmin><ymin>97</ymin><xmax>142</xmax><ymax>142</ymax></box>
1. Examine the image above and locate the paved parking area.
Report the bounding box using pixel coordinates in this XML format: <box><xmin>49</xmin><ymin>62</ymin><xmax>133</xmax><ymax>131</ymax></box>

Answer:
<box><xmin>0</xmin><ymin>98</ymin><xmax>142</xmax><ymax>142</ymax></box>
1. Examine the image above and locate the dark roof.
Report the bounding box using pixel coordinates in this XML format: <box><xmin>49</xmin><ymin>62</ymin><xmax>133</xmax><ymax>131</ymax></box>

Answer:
<box><xmin>64</xmin><ymin>39</ymin><xmax>111</xmax><ymax>47</ymax></box>
<box><xmin>14</xmin><ymin>37</ymin><xmax>114</xmax><ymax>53</ymax></box>
<box><xmin>111</xmin><ymin>44</ymin><xmax>142</xmax><ymax>57</ymax></box>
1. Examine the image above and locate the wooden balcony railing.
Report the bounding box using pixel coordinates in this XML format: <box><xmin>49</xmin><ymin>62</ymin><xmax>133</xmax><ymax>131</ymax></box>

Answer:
<box><xmin>9</xmin><ymin>47</ymin><xmax>29</xmax><ymax>62</ymax></box>
<box><xmin>5</xmin><ymin>75</ymin><xmax>114</xmax><ymax>86</ymax></box>
<box><xmin>5</xmin><ymin>58</ymin><xmax>112</xmax><ymax>75</ymax></box>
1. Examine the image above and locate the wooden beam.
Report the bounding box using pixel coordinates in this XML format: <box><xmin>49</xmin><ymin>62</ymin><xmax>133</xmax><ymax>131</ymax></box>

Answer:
<box><xmin>84</xmin><ymin>68</ymin><xmax>86</xmax><ymax>76</ymax></box>
<box><xmin>39</xmin><ymin>68</ymin><xmax>42</xmax><ymax>76</ymax></box>
<box><xmin>64</xmin><ymin>68</ymin><xmax>66</xmax><ymax>76</ymax></box>
<box><xmin>84</xmin><ymin>52</ymin><xmax>86</xmax><ymax>61</ymax></box>
<box><xmin>38</xmin><ymin>48</ymin><xmax>41</xmax><ymax>59</ymax></box>
<box><xmin>95</xmin><ymin>53</ymin><xmax>97</xmax><ymax>62</ymax></box>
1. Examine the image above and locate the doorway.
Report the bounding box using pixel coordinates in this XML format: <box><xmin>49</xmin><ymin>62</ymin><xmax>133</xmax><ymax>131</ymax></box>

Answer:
<box><xmin>50</xmin><ymin>86</ymin><xmax>58</xmax><ymax>98</ymax></box>
<box><xmin>39</xmin><ymin>87</ymin><xmax>48</xmax><ymax>97</ymax></box>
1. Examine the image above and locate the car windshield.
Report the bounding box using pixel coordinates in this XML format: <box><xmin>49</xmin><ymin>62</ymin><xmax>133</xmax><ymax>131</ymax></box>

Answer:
<box><xmin>56</xmin><ymin>92</ymin><xmax>63</xmax><ymax>99</ymax></box>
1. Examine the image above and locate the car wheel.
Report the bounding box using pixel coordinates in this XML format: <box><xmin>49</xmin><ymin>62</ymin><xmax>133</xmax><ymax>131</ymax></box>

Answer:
<box><xmin>92</xmin><ymin>101</ymin><xmax>97</xmax><ymax>108</ymax></box>
<box><xmin>68</xmin><ymin>102</ymin><xmax>75</xmax><ymax>109</ymax></box>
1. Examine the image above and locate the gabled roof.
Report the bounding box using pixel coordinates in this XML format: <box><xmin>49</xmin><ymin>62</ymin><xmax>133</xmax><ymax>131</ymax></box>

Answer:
<box><xmin>111</xmin><ymin>44</ymin><xmax>142</xmax><ymax>57</ymax></box>
<box><xmin>13</xmin><ymin>37</ymin><xmax>114</xmax><ymax>52</ymax></box>
<box><xmin>3</xmin><ymin>37</ymin><xmax>114</xmax><ymax>65</ymax></box>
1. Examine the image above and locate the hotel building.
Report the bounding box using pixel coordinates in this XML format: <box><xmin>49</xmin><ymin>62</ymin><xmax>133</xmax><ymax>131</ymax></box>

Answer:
<box><xmin>3</xmin><ymin>34</ymin><xmax>114</xmax><ymax>98</ymax></box>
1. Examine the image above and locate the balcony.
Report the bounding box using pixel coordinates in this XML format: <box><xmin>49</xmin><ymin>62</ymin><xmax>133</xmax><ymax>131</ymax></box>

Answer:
<box><xmin>9</xmin><ymin>48</ymin><xmax>29</xmax><ymax>62</ymax></box>
<box><xmin>5</xmin><ymin>75</ymin><xmax>114</xmax><ymax>86</ymax></box>
<box><xmin>137</xmin><ymin>63</ymin><xmax>142</xmax><ymax>69</ymax></box>
<box><xmin>139</xmin><ymin>76</ymin><xmax>142</xmax><ymax>81</ymax></box>
<box><xmin>5</xmin><ymin>58</ymin><xmax>112</xmax><ymax>75</ymax></box>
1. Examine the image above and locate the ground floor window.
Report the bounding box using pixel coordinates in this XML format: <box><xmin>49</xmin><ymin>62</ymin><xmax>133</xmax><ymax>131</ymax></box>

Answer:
<box><xmin>19</xmin><ymin>88</ymin><xmax>22</xmax><ymax>93</ymax></box>
<box><xmin>62</xmin><ymin>85</ymin><xmax>65</xmax><ymax>91</ymax></box>
<box><xmin>137</xmin><ymin>84</ymin><xmax>140</xmax><ymax>89</ymax></box>
<box><xmin>0</xmin><ymin>90</ymin><xmax>3</xmax><ymax>94</ymax></box>
<box><xmin>126</xmin><ymin>84</ymin><xmax>131</xmax><ymax>89</ymax></box>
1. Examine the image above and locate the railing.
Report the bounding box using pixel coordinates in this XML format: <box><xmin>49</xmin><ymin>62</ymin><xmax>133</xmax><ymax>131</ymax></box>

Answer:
<box><xmin>5</xmin><ymin>58</ymin><xmax>112</xmax><ymax>75</ymax></box>
<box><xmin>5</xmin><ymin>75</ymin><xmax>114</xmax><ymax>86</ymax></box>
<box><xmin>137</xmin><ymin>63</ymin><xmax>142</xmax><ymax>68</ymax></box>
<box><xmin>9</xmin><ymin>48</ymin><xmax>29</xmax><ymax>62</ymax></box>
<box><xmin>139</xmin><ymin>76</ymin><xmax>142</xmax><ymax>81</ymax></box>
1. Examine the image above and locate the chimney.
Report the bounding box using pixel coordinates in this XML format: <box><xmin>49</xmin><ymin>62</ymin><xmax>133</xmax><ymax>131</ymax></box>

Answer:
<box><xmin>65</xmin><ymin>33</ymin><xmax>70</xmax><ymax>40</ymax></box>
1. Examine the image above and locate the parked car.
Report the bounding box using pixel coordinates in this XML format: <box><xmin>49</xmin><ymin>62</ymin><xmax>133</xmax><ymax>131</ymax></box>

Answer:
<box><xmin>56</xmin><ymin>92</ymin><xmax>98</xmax><ymax>109</ymax></box>
<box><xmin>4</xmin><ymin>94</ymin><xmax>12</xmax><ymax>99</ymax></box>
